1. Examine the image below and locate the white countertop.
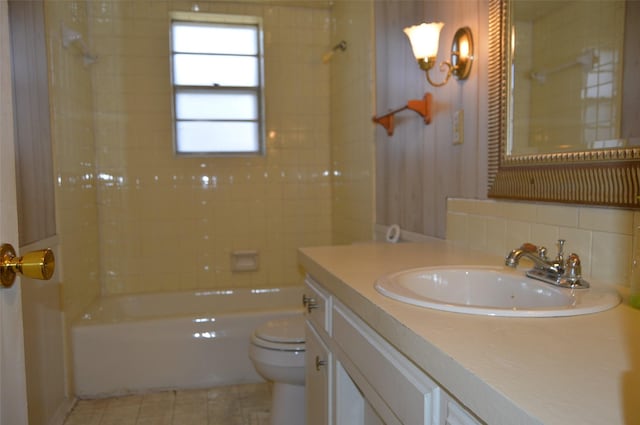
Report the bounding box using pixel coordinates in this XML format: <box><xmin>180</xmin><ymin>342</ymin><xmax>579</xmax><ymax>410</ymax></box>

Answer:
<box><xmin>298</xmin><ymin>240</ymin><xmax>640</xmax><ymax>425</ymax></box>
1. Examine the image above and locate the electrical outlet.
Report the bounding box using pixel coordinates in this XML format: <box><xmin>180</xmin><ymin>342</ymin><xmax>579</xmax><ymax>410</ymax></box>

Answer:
<box><xmin>453</xmin><ymin>109</ymin><xmax>464</xmax><ymax>145</ymax></box>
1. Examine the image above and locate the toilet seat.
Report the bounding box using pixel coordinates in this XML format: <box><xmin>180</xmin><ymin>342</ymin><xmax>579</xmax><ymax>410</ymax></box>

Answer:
<box><xmin>251</xmin><ymin>315</ymin><xmax>305</xmax><ymax>351</ymax></box>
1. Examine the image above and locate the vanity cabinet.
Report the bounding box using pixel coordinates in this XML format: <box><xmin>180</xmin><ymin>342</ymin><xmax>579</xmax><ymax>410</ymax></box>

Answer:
<box><xmin>304</xmin><ymin>275</ymin><xmax>482</xmax><ymax>425</ymax></box>
<box><xmin>305</xmin><ymin>321</ymin><xmax>331</xmax><ymax>425</ymax></box>
<box><xmin>304</xmin><ymin>277</ymin><xmax>333</xmax><ymax>425</ymax></box>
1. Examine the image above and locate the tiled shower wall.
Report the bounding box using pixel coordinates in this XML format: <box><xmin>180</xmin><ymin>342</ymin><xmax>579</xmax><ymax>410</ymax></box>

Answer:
<box><xmin>88</xmin><ymin>1</ymin><xmax>332</xmax><ymax>294</ymax></box>
<box><xmin>447</xmin><ymin>198</ymin><xmax>638</xmax><ymax>286</ymax></box>
<box><xmin>45</xmin><ymin>0</ymin><xmax>376</xmax><ymax>305</ymax></box>
<box><xmin>45</xmin><ymin>1</ymin><xmax>101</xmax><ymax>321</ymax></box>
<box><xmin>329</xmin><ymin>0</ymin><xmax>375</xmax><ymax>245</ymax></box>
<box><xmin>513</xmin><ymin>1</ymin><xmax>625</xmax><ymax>153</ymax></box>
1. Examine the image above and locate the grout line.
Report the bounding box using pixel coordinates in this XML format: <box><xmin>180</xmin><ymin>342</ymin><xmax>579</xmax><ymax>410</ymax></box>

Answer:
<box><xmin>63</xmin><ymin>384</ymin><xmax>270</xmax><ymax>425</ymax></box>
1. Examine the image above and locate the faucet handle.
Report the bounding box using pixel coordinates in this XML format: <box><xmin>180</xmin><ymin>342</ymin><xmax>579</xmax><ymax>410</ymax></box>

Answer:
<box><xmin>522</xmin><ymin>242</ymin><xmax>550</xmax><ymax>260</ymax></box>
<box><xmin>538</xmin><ymin>246</ymin><xmax>548</xmax><ymax>260</ymax></box>
<box><xmin>565</xmin><ymin>253</ymin><xmax>581</xmax><ymax>276</ymax></box>
<box><xmin>556</xmin><ymin>239</ymin><xmax>565</xmax><ymax>262</ymax></box>
<box><xmin>562</xmin><ymin>253</ymin><xmax>589</xmax><ymax>288</ymax></box>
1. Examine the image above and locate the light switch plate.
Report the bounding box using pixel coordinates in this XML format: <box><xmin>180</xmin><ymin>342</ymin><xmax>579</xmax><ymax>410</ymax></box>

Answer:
<box><xmin>453</xmin><ymin>109</ymin><xmax>464</xmax><ymax>145</ymax></box>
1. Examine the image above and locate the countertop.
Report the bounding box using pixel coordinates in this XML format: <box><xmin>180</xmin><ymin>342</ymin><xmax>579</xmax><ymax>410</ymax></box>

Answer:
<box><xmin>298</xmin><ymin>240</ymin><xmax>640</xmax><ymax>425</ymax></box>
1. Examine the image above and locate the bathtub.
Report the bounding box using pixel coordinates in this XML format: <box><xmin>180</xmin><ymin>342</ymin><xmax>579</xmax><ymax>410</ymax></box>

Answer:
<box><xmin>72</xmin><ymin>286</ymin><xmax>304</xmax><ymax>398</ymax></box>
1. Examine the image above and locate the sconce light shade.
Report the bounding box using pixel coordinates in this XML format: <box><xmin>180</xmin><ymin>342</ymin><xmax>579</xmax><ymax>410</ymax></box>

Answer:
<box><xmin>403</xmin><ymin>22</ymin><xmax>444</xmax><ymax>61</ymax></box>
<box><xmin>404</xmin><ymin>23</ymin><xmax>474</xmax><ymax>87</ymax></box>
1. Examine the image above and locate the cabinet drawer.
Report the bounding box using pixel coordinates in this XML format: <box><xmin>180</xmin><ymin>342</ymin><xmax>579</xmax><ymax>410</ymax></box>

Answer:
<box><xmin>333</xmin><ymin>301</ymin><xmax>439</xmax><ymax>425</ymax></box>
<box><xmin>304</xmin><ymin>276</ymin><xmax>332</xmax><ymax>335</ymax></box>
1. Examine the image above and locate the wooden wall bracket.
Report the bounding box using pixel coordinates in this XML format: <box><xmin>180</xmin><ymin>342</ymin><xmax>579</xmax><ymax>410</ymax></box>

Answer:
<box><xmin>372</xmin><ymin>92</ymin><xmax>432</xmax><ymax>136</ymax></box>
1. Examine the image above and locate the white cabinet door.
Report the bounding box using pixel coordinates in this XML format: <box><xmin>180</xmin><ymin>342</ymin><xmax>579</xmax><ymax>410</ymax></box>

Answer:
<box><xmin>303</xmin><ymin>275</ymin><xmax>483</xmax><ymax>425</ymax></box>
<box><xmin>364</xmin><ymin>397</ymin><xmax>386</xmax><ymax>425</ymax></box>
<box><xmin>442</xmin><ymin>395</ymin><xmax>482</xmax><ymax>425</ymax></box>
<box><xmin>333</xmin><ymin>301</ymin><xmax>439</xmax><ymax>425</ymax></box>
<box><xmin>334</xmin><ymin>360</ymin><xmax>364</xmax><ymax>425</ymax></box>
<box><xmin>304</xmin><ymin>276</ymin><xmax>331</xmax><ymax>336</ymax></box>
<box><xmin>305</xmin><ymin>322</ymin><xmax>331</xmax><ymax>425</ymax></box>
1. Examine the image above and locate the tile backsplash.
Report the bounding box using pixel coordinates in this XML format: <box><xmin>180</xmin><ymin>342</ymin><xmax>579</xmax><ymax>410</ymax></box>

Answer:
<box><xmin>446</xmin><ymin>198</ymin><xmax>638</xmax><ymax>286</ymax></box>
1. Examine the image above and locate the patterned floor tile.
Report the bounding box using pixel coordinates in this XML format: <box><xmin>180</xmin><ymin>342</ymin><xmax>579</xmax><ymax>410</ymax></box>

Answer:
<box><xmin>63</xmin><ymin>383</ymin><xmax>271</xmax><ymax>425</ymax></box>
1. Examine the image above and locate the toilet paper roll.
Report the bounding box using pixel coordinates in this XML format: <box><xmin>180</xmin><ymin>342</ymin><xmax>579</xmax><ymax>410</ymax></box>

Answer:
<box><xmin>386</xmin><ymin>224</ymin><xmax>401</xmax><ymax>243</ymax></box>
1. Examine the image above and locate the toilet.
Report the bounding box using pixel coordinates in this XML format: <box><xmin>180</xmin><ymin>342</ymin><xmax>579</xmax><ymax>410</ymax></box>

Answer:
<box><xmin>249</xmin><ymin>315</ymin><xmax>306</xmax><ymax>425</ymax></box>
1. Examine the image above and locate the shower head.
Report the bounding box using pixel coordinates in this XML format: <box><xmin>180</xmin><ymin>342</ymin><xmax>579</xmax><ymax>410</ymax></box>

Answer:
<box><xmin>322</xmin><ymin>40</ymin><xmax>347</xmax><ymax>64</ymax></box>
<box><xmin>61</xmin><ymin>24</ymin><xmax>98</xmax><ymax>65</ymax></box>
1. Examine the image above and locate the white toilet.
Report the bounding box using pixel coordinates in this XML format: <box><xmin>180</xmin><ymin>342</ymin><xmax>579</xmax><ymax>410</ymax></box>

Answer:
<box><xmin>249</xmin><ymin>315</ymin><xmax>306</xmax><ymax>425</ymax></box>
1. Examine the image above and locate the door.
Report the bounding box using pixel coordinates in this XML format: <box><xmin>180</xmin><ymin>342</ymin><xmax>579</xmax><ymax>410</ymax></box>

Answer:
<box><xmin>0</xmin><ymin>0</ymin><xmax>30</xmax><ymax>423</ymax></box>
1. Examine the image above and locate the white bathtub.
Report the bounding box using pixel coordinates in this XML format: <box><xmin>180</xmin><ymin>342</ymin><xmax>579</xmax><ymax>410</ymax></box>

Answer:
<box><xmin>72</xmin><ymin>286</ymin><xmax>304</xmax><ymax>398</ymax></box>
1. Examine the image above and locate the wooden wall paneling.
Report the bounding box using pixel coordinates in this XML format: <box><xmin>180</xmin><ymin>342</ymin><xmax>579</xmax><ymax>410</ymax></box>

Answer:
<box><xmin>374</xmin><ymin>0</ymin><xmax>390</xmax><ymax>226</ymax></box>
<box><xmin>475</xmin><ymin>0</ymin><xmax>490</xmax><ymax>198</ymax></box>
<box><xmin>8</xmin><ymin>0</ymin><xmax>56</xmax><ymax>246</ymax></box>
<box><xmin>621</xmin><ymin>1</ymin><xmax>640</xmax><ymax>142</ymax></box>
<box><xmin>375</xmin><ymin>0</ymin><xmax>428</xmax><ymax>233</ymax></box>
<box><xmin>375</xmin><ymin>0</ymin><xmax>486</xmax><ymax>239</ymax></box>
<box><xmin>387</xmin><ymin>0</ymin><xmax>409</xmax><ymax>230</ymax></box>
<box><xmin>438</xmin><ymin>0</ymin><xmax>483</xmax><ymax>237</ymax></box>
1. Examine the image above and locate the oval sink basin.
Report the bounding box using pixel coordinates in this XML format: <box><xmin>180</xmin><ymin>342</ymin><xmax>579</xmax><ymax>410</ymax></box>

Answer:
<box><xmin>375</xmin><ymin>266</ymin><xmax>620</xmax><ymax>317</ymax></box>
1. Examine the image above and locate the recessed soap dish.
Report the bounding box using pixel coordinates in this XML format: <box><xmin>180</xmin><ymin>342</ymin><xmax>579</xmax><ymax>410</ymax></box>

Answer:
<box><xmin>231</xmin><ymin>250</ymin><xmax>259</xmax><ymax>272</ymax></box>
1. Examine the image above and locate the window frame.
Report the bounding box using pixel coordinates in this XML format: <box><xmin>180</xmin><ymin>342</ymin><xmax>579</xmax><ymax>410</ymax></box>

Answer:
<box><xmin>169</xmin><ymin>12</ymin><xmax>266</xmax><ymax>157</ymax></box>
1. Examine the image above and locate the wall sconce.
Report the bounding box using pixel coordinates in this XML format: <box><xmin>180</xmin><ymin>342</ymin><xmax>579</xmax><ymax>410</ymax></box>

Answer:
<box><xmin>404</xmin><ymin>23</ymin><xmax>474</xmax><ymax>87</ymax></box>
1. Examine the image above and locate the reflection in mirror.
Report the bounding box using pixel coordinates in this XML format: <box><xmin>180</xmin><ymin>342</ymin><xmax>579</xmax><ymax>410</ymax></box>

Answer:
<box><xmin>487</xmin><ymin>0</ymin><xmax>640</xmax><ymax>207</ymax></box>
<box><xmin>509</xmin><ymin>0</ymin><xmax>639</xmax><ymax>156</ymax></box>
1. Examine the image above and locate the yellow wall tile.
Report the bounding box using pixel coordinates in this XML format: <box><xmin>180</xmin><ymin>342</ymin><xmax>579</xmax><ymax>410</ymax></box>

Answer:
<box><xmin>50</xmin><ymin>0</ymin><xmax>336</xmax><ymax>296</ymax></box>
<box><xmin>329</xmin><ymin>0</ymin><xmax>375</xmax><ymax>245</ymax></box>
<box><xmin>447</xmin><ymin>198</ymin><xmax>635</xmax><ymax>286</ymax></box>
<box><xmin>519</xmin><ymin>1</ymin><xmax>625</xmax><ymax>152</ymax></box>
<box><xmin>579</xmin><ymin>207</ymin><xmax>634</xmax><ymax>234</ymax></box>
<box><xmin>536</xmin><ymin>204</ymin><xmax>579</xmax><ymax>227</ymax></box>
<box><xmin>591</xmin><ymin>231</ymin><xmax>632</xmax><ymax>284</ymax></box>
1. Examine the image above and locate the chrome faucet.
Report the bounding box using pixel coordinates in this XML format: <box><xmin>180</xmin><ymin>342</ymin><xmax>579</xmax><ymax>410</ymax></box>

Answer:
<box><xmin>505</xmin><ymin>240</ymin><xmax>589</xmax><ymax>288</ymax></box>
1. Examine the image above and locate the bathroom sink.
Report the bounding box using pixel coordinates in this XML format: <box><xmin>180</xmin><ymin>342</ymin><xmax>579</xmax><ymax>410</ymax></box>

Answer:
<box><xmin>374</xmin><ymin>266</ymin><xmax>620</xmax><ymax>317</ymax></box>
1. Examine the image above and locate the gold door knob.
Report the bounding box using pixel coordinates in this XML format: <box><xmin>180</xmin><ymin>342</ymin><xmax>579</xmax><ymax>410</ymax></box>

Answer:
<box><xmin>0</xmin><ymin>243</ymin><xmax>55</xmax><ymax>288</ymax></box>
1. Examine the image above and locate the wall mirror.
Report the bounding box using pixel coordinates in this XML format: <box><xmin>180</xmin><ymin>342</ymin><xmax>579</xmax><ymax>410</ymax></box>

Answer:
<box><xmin>487</xmin><ymin>0</ymin><xmax>640</xmax><ymax>207</ymax></box>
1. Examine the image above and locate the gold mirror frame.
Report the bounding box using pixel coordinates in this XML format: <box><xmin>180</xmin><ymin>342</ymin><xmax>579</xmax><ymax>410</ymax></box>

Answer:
<box><xmin>486</xmin><ymin>0</ymin><xmax>640</xmax><ymax>208</ymax></box>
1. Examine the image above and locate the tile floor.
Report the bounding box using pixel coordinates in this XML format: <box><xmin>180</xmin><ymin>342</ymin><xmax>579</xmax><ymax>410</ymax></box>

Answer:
<box><xmin>63</xmin><ymin>383</ymin><xmax>271</xmax><ymax>425</ymax></box>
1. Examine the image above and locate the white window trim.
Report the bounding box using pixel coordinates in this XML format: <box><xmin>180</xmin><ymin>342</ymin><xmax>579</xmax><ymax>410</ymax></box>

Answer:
<box><xmin>169</xmin><ymin>12</ymin><xmax>266</xmax><ymax>157</ymax></box>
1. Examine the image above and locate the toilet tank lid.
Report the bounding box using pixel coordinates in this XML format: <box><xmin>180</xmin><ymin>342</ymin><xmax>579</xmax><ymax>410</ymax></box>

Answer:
<box><xmin>254</xmin><ymin>315</ymin><xmax>305</xmax><ymax>343</ymax></box>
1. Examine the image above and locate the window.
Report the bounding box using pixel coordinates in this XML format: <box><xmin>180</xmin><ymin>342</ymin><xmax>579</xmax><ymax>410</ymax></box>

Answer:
<box><xmin>170</xmin><ymin>13</ymin><xmax>265</xmax><ymax>155</ymax></box>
